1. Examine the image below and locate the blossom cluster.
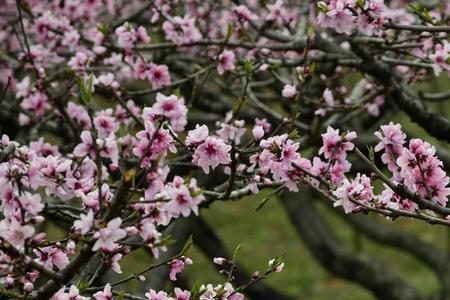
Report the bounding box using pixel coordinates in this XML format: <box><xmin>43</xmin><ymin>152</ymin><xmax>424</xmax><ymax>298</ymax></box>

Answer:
<box><xmin>332</xmin><ymin>123</ymin><xmax>450</xmax><ymax>213</ymax></box>
<box><xmin>317</xmin><ymin>0</ymin><xmax>385</xmax><ymax>35</ymax></box>
<box><xmin>1</xmin><ymin>0</ymin><xmax>450</xmax><ymax>299</ymax></box>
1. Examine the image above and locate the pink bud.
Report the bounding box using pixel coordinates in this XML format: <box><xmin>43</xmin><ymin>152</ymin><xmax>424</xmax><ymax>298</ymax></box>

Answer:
<box><xmin>137</xmin><ymin>275</ymin><xmax>146</xmax><ymax>281</ymax></box>
<box><xmin>252</xmin><ymin>125</ymin><xmax>264</xmax><ymax>140</ymax></box>
<box><xmin>66</xmin><ymin>240</ymin><xmax>76</xmax><ymax>255</ymax></box>
<box><xmin>24</xmin><ymin>282</ymin><xmax>34</xmax><ymax>293</ymax></box>
<box><xmin>213</xmin><ymin>257</ymin><xmax>226</xmax><ymax>265</ymax></box>
<box><xmin>32</xmin><ymin>216</ymin><xmax>45</xmax><ymax>224</ymax></box>
<box><xmin>282</xmin><ymin>84</ymin><xmax>297</xmax><ymax>98</ymax></box>
<box><xmin>32</xmin><ymin>232</ymin><xmax>46</xmax><ymax>243</ymax></box>
<box><xmin>252</xmin><ymin>270</ymin><xmax>260</xmax><ymax>279</ymax></box>
<box><xmin>126</xmin><ymin>226</ymin><xmax>138</xmax><ymax>236</ymax></box>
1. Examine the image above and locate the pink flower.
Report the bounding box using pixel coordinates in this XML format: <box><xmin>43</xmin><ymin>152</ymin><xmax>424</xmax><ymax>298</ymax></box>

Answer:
<box><xmin>51</xmin><ymin>285</ymin><xmax>87</xmax><ymax>300</ymax></box>
<box><xmin>282</xmin><ymin>84</ymin><xmax>297</xmax><ymax>98</ymax></box>
<box><xmin>169</xmin><ymin>256</ymin><xmax>193</xmax><ymax>281</ymax></box>
<box><xmin>215</xmin><ymin>113</ymin><xmax>246</xmax><ymax>144</ymax></box>
<box><xmin>93</xmin><ymin>283</ymin><xmax>112</xmax><ymax>300</ymax></box>
<box><xmin>186</xmin><ymin>124</ymin><xmax>209</xmax><ymax>147</ymax></box>
<box><xmin>174</xmin><ymin>288</ymin><xmax>191</xmax><ymax>300</ymax></box>
<box><xmin>252</xmin><ymin>125</ymin><xmax>264</xmax><ymax>140</ymax></box>
<box><xmin>68</xmin><ymin>51</ymin><xmax>89</xmax><ymax>71</ymax></box>
<box><xmin>92</xmin><ymin>217</ymin><xmax>126</xmax><ymax>252</ymax></box>
<box><xmin>136</xmin><ymin>26</ymin><xmax>151</xmax><ymax>43</ymax></box>
<box><xmin>73</xmin><ymin>131</ymin><xmax>95</xmax><ymax>158</ymax></box>
<box><xmin>266</xmin><ymin>0</ymin><xmax>287</xmax><ymax>25</ymax></box>
<box><xmin>21</xmin><ymin>92</ymin><xmax>50</xmax><ymax>117</ymax></box>
<box><xmin>67</xmin><ymin>101</ymin><xmax>91</xmax><ymax>129</ymax></box>
<box><xmin>429</xmin><ymin>42</ymin><xmax>450</xmax><ymax>76</ymax></box>
<box><xmin>323</xmin><ymin>88</ymin><xmax>334</xmax><ymax>106</ymax></box>
<box><xmin>115</xmin><ymin>23</ymin><xmax>137</xmax><ymax>50</ymax></box>
<box><xmin>62</xmin><ymin>30</ymin><xmax>80</xmax><ymax>50</ymax></box>
<box><xmin>317</xmin><ymin>1</ymin><xmax>354</xmax><ymax>35</ymax></box>
<box><xmin>94</xmin><ymin>109</ymin><xmax>119</xmax><ymax>138</ymax></box>
<box><xmin>397</xmin><ymin>139</ymin><xmax>450</xmax><ymax>206</ymax></box>
<box><xmin>16</xmin><ymin>76</ymin><xmax>31</xmax><ymax>98</ymax></box>
<box><xmin>365</xmin><ymin>95</ymin><xmax>384</xmax><ymax>117</ymax></box>
<box><xmin>319</xmin><ymin>126</ymin><xmax>356</xmax><ymax>161</ymax></box>
<box><xmin>20</xmin><ymin>192</ymin><xmax>44</xmax><ymax>215</ymax></box>
<box><xmin>98</xmin><ymin>133</ymin><xmax>120</xmax><ymax>168</ymax></box>
<box><xmin>213</xmin><ymin>257</ymin><xmax>227</xmax><ymax>265</ymax></box>
<box><xmin>249</xmin><ymin>134</ymin><xmax>310</xmax><ymax>190</ymax></box>
<box><xmin>143</xmin><ymin>93</ymin><xmax>188</xmax><ymax>132</ymax></box>
<box><xmin>374</xmin><ymin>122</ymin><xmax>405</xmax><ymax>178</ymax></box>
<box><xmin>233</xmin><ymin>5</ymin><xmax>258</xmax><ymax>21</ymax></box>
<box><xmin>33</xmin><ymin>246</ymin><xmax>69</xmax><ymax>270</ymax></box>
<box><xmin>110</xmin><ymin>253</ymin><xmax>122</xmax><ymax>273</ymax></box>
<box><xmin>148</xmin><ymin>63</ymin><xmax>171</xmax><ymax>89</ymax></box>
<box><xmin>162</xmin><ymin>16</ymin><xmax>202</xmax><ymax>45</ymax></box>
<box><xmin>0</xmin><ymin>218</ymin><xmax>34</xmax><ymax>249</ymax></box>
<box><xmin>255</xmin><ymin>118</ymin><xmax>272</xmax><ymax>133</ymax></box>
<box><xmin>161</xmin><ymin>176</ymin><xmax>204</xmax><ymax>218</ymax></box>
<box><xmin>217</xmin><ymin>50</ymin><xmax>236</xmax><ymax>75</ymax></box>
<box><xmin>95</xmin><ymin>73</ymin><xmax>118</xmax><ymax>88</ymax></box>
<box><xmin>134</xmin><ymin>57</ymin><xmax>148</xmax><ymax>80</ymax></box>
<box><xmin>133</xmin><ymin>120</ymin><xmax>176</xmax><ymax>167</ymax></box>
<box><xmin>333</xmin><ymin>174</ymin><xmax>374</xmax><ymax>213</ymax></box>
<box><xmin>192</xmin><ymin>137</ymin><xmax>232</xmax><ymax>174</ymax></box>
<box><xmin>73</xmin><ymin>210</ymin><xmax>94</xmax><ymax>234</ymax></box>
<box><xmin>29</xmin><ymin>138</ymin><xmax>59</xmax><ymax>157</ymax></box>
<box><xmin>138</xmin><ymin>221</ymin><xmax>165</xmax><ymax>258</ymax></box>
<box><xmin>145</xmin><ymin>289</ymin><xmax>169</xmax><ymax>300</ymax></box>
<box><xmin>269</xmin><ymin>258</ymin><xmax>284</xmax><ymax>273</ymax></box>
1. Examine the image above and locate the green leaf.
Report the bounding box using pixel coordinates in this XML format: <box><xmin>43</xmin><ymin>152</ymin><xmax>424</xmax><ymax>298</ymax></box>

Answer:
<box><xmin>244</xmin><ymin>60</ymin><xmax>254</xmax><ymax>75</ymax></box>
<box><xmin>97</xmin><ymin>23</ymin><xmax>109</xmax><ymax>35</ymax></box>
<box><xmin>232</xmin><ymin>244</ymin><xmax>244</xmax><ymax>261</ymax></box>
<box><xmin>157</xmin><ymin>236</ymin><xmax>177</xmax><ymax>247</ymax></box>
<box><xmin>226</xmin><ymin>24</ymin><xmax>233</xmax><ymax>41</ymax></box>
<box><xmin>180</xmin><ymin>235</ymin><xmax>194</xmax><ymax>256</ymax></box>
<box><xmin>76</xmin><ymin>280</ymin><xmax>90</xmax><ymax>292</ymax></box>
<box><xmin>269</xmin><ymin>254</ymin><xmax>285</xmax><ymax>271</ymax></box>
<box><xmin>288</xmin><ymin>128</ymin><xmax>300</xmax><ymax>140</ymax></box>
<box><xmin>368</xmin><ymin>146</ymin><xmax>375</xmax><ymax>163</ymax></box>
<box><xmin>215</xmin><ymin>285</ymin><xmax>227</xmax><ymax>298</ymax></box>
<box><xmin>420</xmin><ymin>9</ymin><xmax>435</xmax><ymax>25</ymax></box>
<box><xmin>356</xmin><ymin>0</ymin><xmax>365</xmax><ymax>10</ymax></box>
<box><xmin>309</xmin><ymin>62</ymin><xmax>318</xmax><ymax>74</ymax></box>
<box><xmin>17</xmin><ymin>0</ymin><xmax>35</xmax><ymax>19</ymax></box>
<box><xmin>117</xmin><ymin>290</ymin><xmax>126</xmax><ymax>300</ymax></box>
<box><xmin>407</xmin><ymin>3</ymin><xmax>422</xmax><ymax>13</ymax></box>
<box><xmin>76</xmin><ymin>74</ymin><xmax>94</xmax><ymax>105</ymax></box>
<box><xmin>173</xmin><ymin>88</ymin><xmax>181</xmax><ymax>97</ymax></box>
<box><xmin>317</xmin><ymin>1</ymin><xmax>329</xmax><ymax>13</ymax></box>
<box><xmin>190</xmin><ymin>281</ymin><xmax>205</xmax><ymax>300</ymax></box>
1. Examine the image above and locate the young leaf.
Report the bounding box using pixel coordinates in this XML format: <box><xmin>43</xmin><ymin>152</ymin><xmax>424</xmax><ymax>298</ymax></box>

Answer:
<box><xmin>180</xmin><ymin>234</ymin><xmax>194</xmax><ymax>257</ymax></box>
<box><xmin>368</xmin><ymin>146</ymin><xmax>375</xmax><ymax>163</ymax></box>
<box><xmin>232</xmin><ymin>244</ymin><xmax>244</xmax><ymax>262</ymax></box>
<box><xmin>76</xmin><ymin>74</ymin><xmax>94</xmax><ymax>105</ymax></box>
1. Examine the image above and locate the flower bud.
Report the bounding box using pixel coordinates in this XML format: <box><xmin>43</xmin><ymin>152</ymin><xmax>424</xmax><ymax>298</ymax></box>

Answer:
<box><xmin>213</xmin><ymin>257</ymin><xmax>227</xmax><ymax>265</ymax></box>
